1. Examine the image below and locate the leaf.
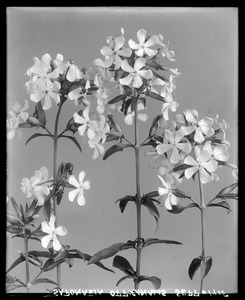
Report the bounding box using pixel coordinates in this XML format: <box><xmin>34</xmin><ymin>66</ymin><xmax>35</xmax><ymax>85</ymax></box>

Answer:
<box><xmin>10</xmin><ymin>197</ymin><xmax>21</xmax><ymax>218</ymax></box>
<box><xmin>28</xmin><ymin>250</ymin><xmax>52</xmax><ymax>258</ymax></box>
<box><xmin>6</xmin><ymin>256</ymin><xmax>25</xmax><ymax>274</ymax></box>
<box><xmin>116</xmin><ymin>275</ymin><xmax>133</xmax><ymax>287</ymax></box>
<box><xmin>83</xmin><ymin>253</ymin><xmax>114</xmax><ymax>273</ymax></box>
<box><xmin>217</xmin><ymin>193</ymin><xmax>238</xmax><ymax>200</ymax></box>
<box><xmin>150</xmin><ymin>68</ymin><xmax>169</xmax><ymax>83</ymax></box>
<box><xmin>7</xmin><ymin>214</ymin><xmax>22</xmax><ymax>226</ymax></box>
<box><xmin>113</xmin><ymin>255</ymin><xmax>135</xmax><ymax>276</ymax></box>
<box><xmin>43</xmin><ymin>259</ymin><xmax>64</xmax><ymax>272</ymax></box>
<box><xmin>103</xmin><ymin>144</ymin><xmax>132</xmax><ymax>160</ymax></box>
<box><xmin>172</xmin><ymin>189</ymin><xmax>192</xmax><ymax>200</ymax></box>
<box><xmin>108</xmin><ymin>94</ymin><xmax>127</xmax><ymax>105</ymax></box>
<box><xmin>26</xmin><ymin>199</ymin><xmax>38</xmax><ymax>217</ymax></box>
<box><xmin>188</xmin><ymin>256</ymin><xmax>202</xmax><ymax>280</ymax></box>
<box><xmin>145</xmin><ymin>60</ymin><xmax>165</xmax><ymax>71</ymax></box>
<box><xmin>25</xmin><ymin>133</ymin><xmax>52</xmax><ymax>146</ymax></box>
<box><xmin>143</xmin><ymin>191</ymin><xmax>159</xmax><ymax>198</ymax></box>
<box><xmin>115</xmin><ymin>195</ymin><xmax>136</xmax><ymax>213</ymax></box>
<box><xmin>207</xmin><ymin>201</ymin><xmax>231</xmax><ymax>212</ymax></box>
<box><xmin>43</xmin><ymin>198</ymin><xmax>52</xmax><ymax>221</ymax></box>
<box><xmin>141</xmin><ymin>198</ymin><xmax>160</xmax><ymax>231</ymax></box>
<box><xmin>173</xmin><ymin>164</ymin><xmax>191</xmax><ymax>173</ymax></box>
<box><xmin>137</xmin><ymin>275</ymin><xmax>161</xmax><ymax>289</ymax></box>
<box><xmin>167</xmin><ymin>203</ymin><xmax>200</xmax><ymax>214</ymax></box>
<box><xmin>59</xmin><ymin>135</ymin><xmax>82</xmax><ymax>154</ymax></box>
<box><xmin>148</xmin><ymin>92</ymin><xmax>166</xmax><ymax>102</ymax></box>
<box><xmin>6</xmin><ymin>283</ymin><xmax>24</xmax><ymax>292</ymax></box>
<box><xmin>7</xmin><ymin>225</ymin><xmax>23</xmax><ymax>234</ymax></box>
<box><xmin>67</xmin><ymin>249</ymin><xmax>86</xmax><ymax>261</ymax></box>
<box><xmin>217</xmin><ymin>182</ymin><xmax>238</xmax><ymax>197</ymax></box>
<box><xmin>33</xmin><ymin>278</ymin><xmax>57</xmax><ymax>286</ymax></box>
<box><xmin>31</xmin><ymin>229</ymin><xmax>47</xmax><ymax>237</ymax></box>
<box><xmin>11</xmin><ymin>234</ymin><xmax>24</xmax><ymax>239</ymax></box>
<box><xmin>144</xmin><ymin>238</ymin><xmax>182</xmax><ymax>247</ymax></box>
<box><xmin>88</xmin><ymin>243</ymin><xmax>127</xmax><ymax>265</ymax></box>
<box><xmin>201</xmin><ymin>256</ymin><xmax>212</xmax><ymax>279</ymax></box>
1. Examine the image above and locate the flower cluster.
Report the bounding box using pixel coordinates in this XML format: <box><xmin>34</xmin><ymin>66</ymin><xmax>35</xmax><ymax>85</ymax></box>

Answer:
<box><xmin>149</xmin><ymin>109</ymin><xmax>237</xmax><ymax>210</ymax></box>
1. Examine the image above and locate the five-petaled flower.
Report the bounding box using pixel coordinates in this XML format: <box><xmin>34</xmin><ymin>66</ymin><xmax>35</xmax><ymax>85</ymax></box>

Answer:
<box><xmin>184</xmin><ymin>146</ymin><xmax>218</xmax><ymax>184</ymax></box>
<box><xmin>68</xmin><ymin>171</ymin><xmax>91</xmax><ymax>206</ymax></box>
<box><xmin>41</xmin><ymin>215</ymin><xmax>67</xmax><ymax>251</ymax></box>
<box><xmin>181</xmin><ymin>109</ymin><xmax>215</xmax><ymax>143</ymax></box>
<box><xmin>156</xmin><ymin>129</ymin><xmax>191</xmax><ymax>164</ymax></box>
<box><xmin>161</xmin><ymin>93</ymin><xmax>179</xmax><ymax>121</ymax></box>
<box><xmin>119</xmin><ymin>58</ymin><xmax>153</xmax><ymax>88</ymax></box>
<box><xmin>203</xmin><ymin>141</ymin><xmax>229</xmax><ymax>162</ymax></box>
<box><xmin>128</xmin><ymin>29</ymin><xmax>159</xmax><ymax>57</ymax></box>
<box><xmin>99</xmin><ymin>34</ymin><xmax>132</xmax><ymax>70</ymax></box>
<box><xmin>21</xmin><ymin>167</ymin><xmax>50</xmax><ymax>206</ymax></box>
<box><xmin>157</xmin><ymin>175</ymin><xmax>178</xmax><ymax>210</ymax></box>
<box><xmin>73</xmin><ymin>106</ymin><xmax>96</xmax><ymax>139</ymax></box>
<box><xmin>88</xmin><ymin>114</ymin><xmax>110</xmax><ymax>146</ymax></box>
<box><xmin>30</xmin><ymin>80</ymin><xmax>61</xmax><ymax>110</ymax></box>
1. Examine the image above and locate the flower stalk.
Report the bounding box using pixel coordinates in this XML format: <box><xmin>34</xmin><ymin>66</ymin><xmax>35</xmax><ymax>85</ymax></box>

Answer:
<box><xmin>133</xmin><ymin>98</ymin><xmax>142</xmax><ymax>289</ymax></box>
<box><xmin>197</xmin><ymin>168</ymin><xmax>206</xmax><ymax>293</ymax></box>
<box><xmin>52</xmin><ymin>97</ymin><xmax>65</xmax><ymax>288</ymax></box>
<box><xmin>24</xmin><ymin>232</ymin><xmax>30</xmax><ymax>293</ymax></box>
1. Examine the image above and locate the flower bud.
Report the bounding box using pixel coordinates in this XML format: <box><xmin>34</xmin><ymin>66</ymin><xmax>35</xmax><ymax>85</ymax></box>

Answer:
<box><xmin>26</xmin><ymin>116</ymin><xmax>41</xmax><ymax>127</ymax></box>
<box><xmin>149</xmin><ymin>114</ymin><xmax>163</xmax><ymax>137</ymax></box>
<box><xmin>34</xmin><ymin>102</ymin><xmax>46</xmax><ymax>126</ymax></box>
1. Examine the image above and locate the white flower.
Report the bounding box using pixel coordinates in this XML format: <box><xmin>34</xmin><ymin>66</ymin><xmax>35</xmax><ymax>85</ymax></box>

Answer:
<box><xmin>157</xmin><ymin>175</ymin><xmax>178</xmax><ymax>210</ymax></box>
<box><xmin>68</xmin><ymin>171</ymin><xmax>91</xmax><ymax>206</ymax></box>
<box><xmin>41</xmin><ymin>215</ymin><xmax>67</xmax><ymax>251</ymax></box>
<box><xmin>21</xmin><ymin>167</ymin><xmax>50</xmax><ymax>206</ymax></box>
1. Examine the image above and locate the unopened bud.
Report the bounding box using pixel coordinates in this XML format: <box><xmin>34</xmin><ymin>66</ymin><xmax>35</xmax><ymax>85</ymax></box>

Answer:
<box><xmin>35</xmin><ymin>102</ymin><xmax>46</xmax><ymax>126</ymax></box>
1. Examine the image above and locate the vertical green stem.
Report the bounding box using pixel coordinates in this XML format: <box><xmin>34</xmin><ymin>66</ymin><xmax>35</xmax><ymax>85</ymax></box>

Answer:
<box><xmin>133</xmin><ymin>100</ymin><xmax>142</xmax><ymax>290</ymax></box>
<box><xmin>24</xmin><ymin>233</ymin><xmax>30</xmax><ymax>293</ymax></box>
<box><xmin>52</xmin><ymin>99</ymin><xmax>65</xmax><ymax>288</ymax></box>
<box><xmin>197</xmin><ymin>171</ymin><xmax>206</xmax><ymax>293</ymax></box>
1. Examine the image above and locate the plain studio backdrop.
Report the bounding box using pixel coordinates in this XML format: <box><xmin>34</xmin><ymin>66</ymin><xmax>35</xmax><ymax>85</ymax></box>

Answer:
<box><xmin>7</xmin><ymin>7</ymin><xmax>238</xmax><ymax>294</ymax></box>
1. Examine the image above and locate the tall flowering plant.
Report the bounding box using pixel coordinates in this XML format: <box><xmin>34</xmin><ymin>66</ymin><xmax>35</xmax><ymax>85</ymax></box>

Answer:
<box><xmin>6</xmin><ymin>53</ymin><xmax>115</xmax><ymax>293</ymax></box>
<box><xmin>6</xmin><ymin>28</ymin><xmax>237</xmax><ymax>293</ymax></box>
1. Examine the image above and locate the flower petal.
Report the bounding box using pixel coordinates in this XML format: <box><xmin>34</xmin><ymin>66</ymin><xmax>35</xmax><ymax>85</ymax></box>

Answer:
<box><xmin>137</xmin><ymin>29</ymin><xmax>147</xmax><ymax>44</ymax></box>
<box><xmin>100</xmin><ymin>46</ymin><xmax>114</xmax><ymax>57</ymax></box>
<box><xmin>185</xmin><ymin>109</ymin><xmax>198</xmax><ymax>124</ymax></box>
<box><xmin>137</xmin><ymin>69</ymin><xmax>153</xmax><ymax>79</ymax></box>
<box><xmin>184</xmin><ymin>155</ymin><xmax>198</xmax><ymax>167</ymax></box>
<box><xmin>79</xmin><ymin>171</ymin><xmax>86</xmax><ymax>183</ymax></box>
<box><xmin>41</xmin><ymin>220</ymin><xmax>52</xmax><ymax>234</ymax></box>
<box><xmin>41</xmin><ymin>235</ymin><xmax>52</xmax><ymax>249</ymax></box>
<box><xmin>134</xmin><ymin>58</ymin><xmax>146</xmax><ymax>71</ymax></box>
<box><xmin>52</xmin><ymin>236</ymin><xmax>62</xmax><ymax>251</ymax></box>
<box><xmin>145</xmin><ymin>35</ymin><xmax>159</xmax><ymax>47</ymax></box>
<box><xmin>165</xmin><ymin>195</ymin><xmax>173</xmax><ymax>210</ymax></box>
<box><xmin>119</xmin><ymin>74</ymin><xmax>133</xmax><ymax>87</ymax></box>
<box><xmin>55</xmin><ymin>226</ymin><xmax>68</xmax><ymax>236</ymax></box>
<box><xmin>121</xmin><ymin>60</ymin><xmax>135</xmax><ymax>73</ymax></box>
<box><xmin>132</xmin><ymin>75</ymin><xmax>143</xmax><ymax>88</ymax></box>
<box><xmin>185</xmin><ymin>166</ymin><xmax>198</xmax><ymax>179</ymax></box>
<box><xmin>170</xmin><ymin>146</ymin><xmax>180</xmax><ymax>164</ymax></box>
<box><xmin>156</xmin><ymin>143</ymin><xmax>173</xmax><ymax>155</ymax></box>
<box><xmin>68</xmin><ymin>175</ymin><xmax>80</xmax><ymax>188</ymax></box>
<box><xmin>77</xmin><ymin>192</ymin><xmax>86</xmax><ymax>206</ymax></box>
<box><xmin>68</xmin><ymin>189</ymin><xmax>79</xmax><ymax>202</ymax></box>
<box><xmin>128</xmin><ymin>38</ymin><xmax>140</xmax><ymax>50</ymax></box>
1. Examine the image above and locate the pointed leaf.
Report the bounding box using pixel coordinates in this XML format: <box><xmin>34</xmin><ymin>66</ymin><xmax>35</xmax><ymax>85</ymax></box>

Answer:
<box><xmin>143</xmin><ymin>191</ymin><xmax>159</xmax><ymax>198</ymax></box>
<box><xmin>68</xmin><ymin>249</ymin><xmax>86</xmax><ymax>261</ymax></box>
<box><xmin>148</xmin><ymin>92</ymin><xmax>166</xmax><ymax>102</ymax></box>
<box><xmin>116</xmin><ymin>275</ymin><xmax>133</xmax><ymax>287</ymax></box>
<box><xmin>11</xmin><ymin>234</ymin><xmax>24</xmax><ymax>239</ymax></box>
<box><xmin>33</xmin><ymin>278</ymin><xmax>57</xmax><ymax>286</ymax></box>
<box><xmin>88</xmin><ymin>243</ymin><xmax>126</xmax><ymax>265</ymax></box>
<box><xmin>144</xmin><ymin>238</ymin><xmax>182</xmax><ymax>247</ymax></box>
<box><xmin>173</xmin><ymin>164</ymin><xmax>190</xmax><ymax>173</ymax></box>
<box><xmin>83</xmin><ymin>253</ymin><xmax>114</xmax><ymax>273</ymax></box>
<box><xmin>7</xmin><ymin>214</ymin><xmax>22</xmax><ymax>226</ymax></box>
<box><xmin>137</xmin><ymin>275</ymin><xmax>161</xmax><ymax>289</ymax></box>
<box><xmin>6</xmin><ymin>256</ymin><xmax>25</xmax><ymax>274</ymax></box>
<box><xmin>141</xmin><ymin>198</ymin><xmax>160</xmax><ymax>231</ymax></box>
<box><xmin>115</xmin><ymin>195</ymin><xmax>136</xmax><ymax>213</ymax></box>
<box><xmin>7</xmin><ymin>225</ymin><xmax>23</xmax><ymax>234</ymax></box>
<box><xmin>6</xmin><ymin>283</ymin><xmax>24</xmax><ymax>292</ymax></box>
<box><xmin>108</xmin><ymin>94</ymin><xmax>127</xmax><ymax>104</ymax></box>
<box><xmin>25</xmin><ymin>133</ymin><xmax>51</xmax><ymax>146</ymax></box>
<box><xmin>26</xmin><ymin>199</ymin><xmax>38</xmax><ymax>217</ymax></box>
<box><xmin>188</xmin><ymin>256</ymin><xmax>202</xmax><ymax>280</ymax></box>
<box><xmin>43</xmin><ymin>198</ymin><xmax>52</xmax><ymax>221</ymax></box>
<box><xmin>43</xmin><ymin>259</ymin><xmax>64</xmax><ymax>272</ymax></box>
<box><xmin>217</xmin><ymin>182</ymin><xmax>238</xmax><ymax>197</ymax></box>
<box><xmin>10</xmin><ymin>197</ymin><xmax>21</xmax><ymax>218</ymax></box>
<box><xmin>172</xmin><ymin>189</ymin><xmax>192</xmax><ymax>200</ymax></box>
<box><xmin>113</xmin><ymin>255</ymin><xmax>135</xmax><ymax>276</ymax></box>
<box><xmin>31</xmin><ymin>229</ymin><xmax>47</xmax><ymax>237</ymax></box>
<box><xmin>217</xmin><ymin>193</ymin><xmax>238</xmax><ymax>200</ymax></box>
<box><xmin>202</xmin><ymin>256</ymin><xmax>212</xmax><ymax>279</ymax></box>
<box><xmin>207</xmin><ymin>201</ymin><xmax>231</xmax><ymax>212</ymax></box>
<box><xmin>103</xmin><ymin>144</ymin><xmax>132</xmax><ymax>161</ymax></box>
<box><xmin>145</xmin><ymin>60</ymin><xmax>165</xmax><ymax>71</ymax></box>
<box><xmin>60</xmin><ymin>135</ymin><xmax>82</xmax><ymax>154</ymax></box>
<box><xmin>28</xmin><ymin>250</ymin><xmax>52</xmax><ymax>258</ymax></box>
<box><xmin>167</xmin><ymin>202</ymin><xmax>200</xmax><ymax>214</ymax></box>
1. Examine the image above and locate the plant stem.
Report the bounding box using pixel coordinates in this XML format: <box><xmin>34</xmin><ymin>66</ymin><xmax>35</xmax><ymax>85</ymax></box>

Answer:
<box><xmin>24</xmin><ymin>233</ymin><xmax>30</xmax><ymax>293</ymax></box>
<box><xmin>133</xmin><ymin>101</ymin><xmax>142</xmax><ymax>290</ymax></box>
<box><xmin>197</xmin><ymin>170</ymin><xmax>206</xmax><ymax>293</ymax></box>
<box><xmin>52</xmin><ymin>99</ymin><xmax>65</xmax><ymax>288</ymax></box>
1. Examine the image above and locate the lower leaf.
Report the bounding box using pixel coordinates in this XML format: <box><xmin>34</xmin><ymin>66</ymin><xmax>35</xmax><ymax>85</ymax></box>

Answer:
<box><xmin>137</xmin><ymin>275</ymin><xmax>161</xmax><ymax>289</ymax></box>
